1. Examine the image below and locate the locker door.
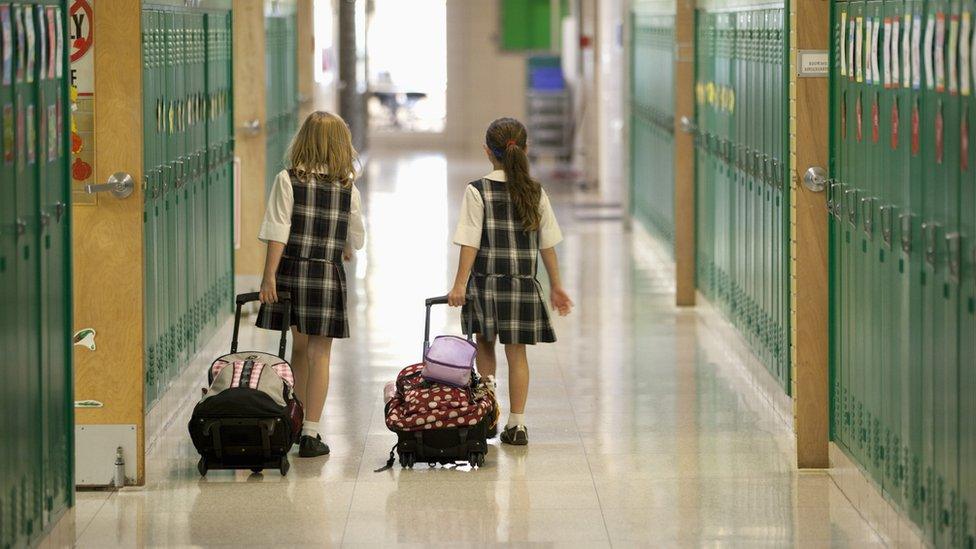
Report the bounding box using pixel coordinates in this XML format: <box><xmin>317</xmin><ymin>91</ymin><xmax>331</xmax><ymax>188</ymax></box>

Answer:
<box><xmin>0</xmin><ymin>3</ymin><xmax>18</xmax><ymax>543</ymax></box>
<box><xmin>960</xmin><ymin>2</ymin><xmax>976</xmax><ymax>544</ymax></box>
<box><xmin>15</xmin><ymin>3</ymin><xmax>44</xmax><ymax>539</ymax></box>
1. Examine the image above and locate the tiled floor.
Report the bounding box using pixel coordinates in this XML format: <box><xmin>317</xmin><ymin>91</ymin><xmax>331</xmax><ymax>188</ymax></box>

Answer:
<box><xmin>65</xmin><ymin>149</ymin><xmax>885</xmax><ymax>547</ymax></box>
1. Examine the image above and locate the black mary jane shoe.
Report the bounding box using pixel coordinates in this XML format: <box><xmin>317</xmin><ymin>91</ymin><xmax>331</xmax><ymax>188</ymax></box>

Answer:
<box><xmin>298</xmin><ymin>434</ymin><xmax>331</xmax><ymax>457</ymax></box>
<box><xmin>499</xmin><ymin>425</ymin><xmax>528</xmax><ymax>446</ymax></box>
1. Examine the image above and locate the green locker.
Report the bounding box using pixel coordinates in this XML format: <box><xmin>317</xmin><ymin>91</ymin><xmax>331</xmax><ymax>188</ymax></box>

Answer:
<box><xmin>0</xmin><ymin>2</ymin><xmax>72</xmax><ymax>547</ymax></box>
<box><xmin>693</xmin><ymin>3</ymin><xmax>788</xmax><ymax>394</ymax></box>
<box><xmin>142</xmin><ymin>3</ymin><xmax>233</xmax><ymax>409</ymax></box>
<box><xmin>831</xmin><ymin>0</ymin><xmax>973</xmax><ymax>544</ymax></box>
<box><xmin>961</xmin><ymin>2</ymin><xmax>976</xmax><ymax>544</ymax></box>
<box><xmin>630</xmin><ymin>9</ymin><xmax>675</xmax><ymax>245</ymax></box>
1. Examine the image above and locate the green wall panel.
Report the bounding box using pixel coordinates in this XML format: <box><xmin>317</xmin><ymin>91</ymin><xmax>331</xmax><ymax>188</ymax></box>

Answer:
<box><xmin>629</xmin><ymin>12</ymin><xmax>676</xmax><ymax>246</ymax></box>
<box><xmin>0</xmin><ymin>2</ymin><xmax>73</xmax><ymax>547</ymax></box>
<box><xmin>142</xmin><ymin>4</ymin><xmax>233</xmax><ymax>408</ymax></box>
<box><xmin>830</xmin><ymin>0</ymin><xmax>976</xmax><ymax>545</ymax></box>
<box><xmin>694</xmin><ymin>4</ymin><xmax>790</xmax><ymax>394</ymax></box>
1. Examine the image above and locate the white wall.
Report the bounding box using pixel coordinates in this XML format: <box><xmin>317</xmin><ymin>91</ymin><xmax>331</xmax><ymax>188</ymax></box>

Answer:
<box><xmin>596</xmin><ymin>0</ymin><xmax>627</xmax><ymax>207</ymax></box>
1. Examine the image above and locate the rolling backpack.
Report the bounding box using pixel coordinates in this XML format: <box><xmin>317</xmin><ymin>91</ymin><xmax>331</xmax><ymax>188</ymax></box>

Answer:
<box><xmin>188</xmin><ymin>292</ymin><xmax>303</xmax><ymax>476</ymax></box>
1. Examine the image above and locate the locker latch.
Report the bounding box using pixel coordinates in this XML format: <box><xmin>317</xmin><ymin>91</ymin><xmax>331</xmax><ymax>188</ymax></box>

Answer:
<box><xmin>860</xmin><ymin>197</ymin><xmax>875</xmax><ymax>237</ymax></box>
<box><xmin>879</xmin><ymin>205</ymin><xmax>895</xmax><ymax>248</ymax></box>
<box><xmin>921</xmin><ymin>222</ymin><xmax>942</xmax><ymax>266</ymax></box>
<box><xmin>845</xmin><ymin>189</ymin><xmax>859</xmax><ymax>228</ymax></box>
<box><xmin>946</xmin><ymin>232</ymin><xmax>961</xmax><ymax>284</ymax></box>
<box><xmin>900</xmin><ymin>213</ymin><xmax>914</xmax><ymax>254</ymax></box>
<box><xmin>826</xmin><ymin>180</ymin><xmax>837</xmax><ymax>216</ymax></box>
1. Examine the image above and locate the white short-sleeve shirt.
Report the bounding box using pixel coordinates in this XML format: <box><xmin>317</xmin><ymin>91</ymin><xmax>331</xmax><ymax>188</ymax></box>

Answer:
<box><xmin>258</xmin><ymin>169</ymin><xmax>366</xmax><ymax>250</ymax></box>
<box><xmin>452</xmin><ymin>170</ymin><xmax>563</xmax><ymax>250</ymax></box>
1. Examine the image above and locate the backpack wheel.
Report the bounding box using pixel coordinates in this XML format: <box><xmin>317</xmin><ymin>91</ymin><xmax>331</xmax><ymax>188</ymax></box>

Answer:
<box><xmin>197</xmin><ymin>457</ymin><xmax>208</xmax><ymax>477</ymax></box>
<box><xmin>250</xmin><ymin>468</ymin><xmax>263</xmax><ymax>474</ymax></box>
<box><xmin>468</xmin><ymin>452</ymin><xmax>485</xmax><ymax>468</ymax></box>
<box><xmin>400</xmin><ymin>452</ymin><xmax>414</xmax><ymax>468</ymax></box>
<box><xmin>279</xmin><ymin>457</ymin><xmax>290</xmax><ymax>476</ymax></box>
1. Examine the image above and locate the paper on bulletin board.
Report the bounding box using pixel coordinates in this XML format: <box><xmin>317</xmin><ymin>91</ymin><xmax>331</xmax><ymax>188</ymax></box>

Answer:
<box><xmin>69</xmin><ymin>0</ymin><xmax>95</xmax><ymax>205</ymax></box>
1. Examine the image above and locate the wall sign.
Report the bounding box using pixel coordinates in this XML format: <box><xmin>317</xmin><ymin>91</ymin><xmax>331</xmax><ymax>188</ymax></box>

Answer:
<box><xmin>798</xmin><ymin>50</ymin><xmax>829</xmax><ymax>77</ymax></box>
<box><xmin>69</xmin><ymin>0</ymin><xmax>95</xmax><ymax>205</ymax></box>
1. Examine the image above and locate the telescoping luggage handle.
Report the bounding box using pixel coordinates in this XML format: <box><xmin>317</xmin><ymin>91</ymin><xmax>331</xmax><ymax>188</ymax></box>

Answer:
<box><xmin>232</xmin><ymin>291</ymin><xmax>292</xmax><ymax>360</ymax></box>
<box><xmin>423</xmin><ymin>295</ymin><xmax>474</xmax><ymax>356</ymax></box>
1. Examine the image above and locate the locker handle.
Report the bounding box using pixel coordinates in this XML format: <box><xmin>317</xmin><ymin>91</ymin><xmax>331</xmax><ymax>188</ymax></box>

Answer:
<box><xmin>945</xmin><ymin>232</ymin><xmax>962</xmax><ymax>283</ymax></box>
<box><xmin>845</xmin><ymin>189</ymin><xmax>859</xmax><ymax>227</ymax></box>
<box><xmin>921</xmin><ymin>222</ymin><xmax>942</xmax><ymax>265</ymax></box>
<box><xmin>900</xmin><ymin>213</ymin><xmax>914</xmax><ymax>254</ymax></box>
<box><xmin>14</xmin><ymin>218</ymin><xmax>26</xmax><ymax>236</ymax></box>
<box><xmin>54</xmin><ymin>202</ymin><xmax>65</xmax><ymax>223</ymax></box>
<box><xmin>173</xmin><ymin>158</ymin><xmax>186</xmax><ymax>189</ymax></box>
<box><xmin>879</xmin><ymin>205</ymin><xmax>895</xmax><ymax>247</ymax></box>
<box><xmin>39</xmin><ymin>212</ymin><xmax>50</xmax><ymax>228</ymax></box>
<box><xmin>826</xmin><ymin>180</ymin><xmax>837</xmax><ymax>215</ymax></box>
<box><xmin>860</xmin><ymin>197</ymin><xmax>875</xmax><ymax>237</ymax></box>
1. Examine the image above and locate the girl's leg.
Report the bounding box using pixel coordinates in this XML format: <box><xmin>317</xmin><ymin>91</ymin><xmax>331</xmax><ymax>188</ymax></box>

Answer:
<box><xmin>303</xmin><ymin>335</ymin><xmax>333</xmax><ymax>423</ymax></box>
<box><xmin>503</xmin><ymin>344</ymin><xmax>529</xmax><ymax>416</ymax></box>
<box><xmin>290</xmin><ymin>327</ymin><xmax>309</xmax><ymax>405</ymax></box>
<box><xmin>476</xmin><ymin>334</ymin><xmax>497</xmax><ymax>378</ymax></box>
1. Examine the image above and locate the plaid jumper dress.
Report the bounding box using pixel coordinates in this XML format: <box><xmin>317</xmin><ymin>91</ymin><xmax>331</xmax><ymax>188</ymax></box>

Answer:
<box><xmin>256</xmin><ymin>170</ymin><xmax>352</xmax><ymax>337</ymax></box>
<box><xmin>461</xmin><ymin>179</ymin><xmax>556</xmax><ymax>345</ymax></box>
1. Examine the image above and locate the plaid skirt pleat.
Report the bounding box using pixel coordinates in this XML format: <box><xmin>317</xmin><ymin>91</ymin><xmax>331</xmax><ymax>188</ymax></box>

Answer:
<box><xmin>462</xmin><ymin>274</ymin><xmax>556</xmax><ymax>345</ymax></box>
<box><xmin>256</xmin><ymin>257</ymin><xmax>349</xmax><ymax>338</ymax></box>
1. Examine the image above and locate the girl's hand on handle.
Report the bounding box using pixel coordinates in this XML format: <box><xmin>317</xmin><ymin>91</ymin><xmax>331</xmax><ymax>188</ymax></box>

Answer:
<box><xmin>448</xmin><ymin>284</ymin><xmax>467</xmax><ymax>307</ymax></box>
<box><xmin>259</xmin><ymin>276</ymin><xmax>278</xmax><ymax>304</ymax></box>
<box><xmin>550</xmin><ymin>285</ymin><xmax>573</xmax><ymax>316</ymax></box>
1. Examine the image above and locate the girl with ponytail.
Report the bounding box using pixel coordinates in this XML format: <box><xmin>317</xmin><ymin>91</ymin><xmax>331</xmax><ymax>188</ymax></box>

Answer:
<box><xmin>447</xmin><ymin>117</ymin><xmax>573</xmax><ymax>446</ymax></box>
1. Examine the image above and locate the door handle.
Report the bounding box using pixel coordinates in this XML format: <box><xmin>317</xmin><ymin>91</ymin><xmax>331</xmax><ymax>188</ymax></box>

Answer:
<box><xmin>240</xmin><ymin>118</ymin><xmax>261</xmax><ymax>135</ymax></box>
<box><xmin>803</xmin><ymin>166</ymin><xmax>827</xmax><ymax>192</ymax></box>
<box><xmin>85</xmin><ymin>172</ymin><xmax>135</xmax><ymax>199</ymax></box>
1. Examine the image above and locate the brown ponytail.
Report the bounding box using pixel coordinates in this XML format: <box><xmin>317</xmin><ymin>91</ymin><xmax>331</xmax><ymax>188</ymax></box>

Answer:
<box><xmin>485</xmin><ymin>117</ymin><xmax>541</xmax><ymax>231</ymax></box>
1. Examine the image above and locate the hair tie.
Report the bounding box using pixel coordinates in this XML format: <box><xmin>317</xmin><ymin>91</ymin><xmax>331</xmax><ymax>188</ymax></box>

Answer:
<box><xmin>506</xmin><ymin>139</ymin><xmax>518</xmax><ymax>148</ymax></box>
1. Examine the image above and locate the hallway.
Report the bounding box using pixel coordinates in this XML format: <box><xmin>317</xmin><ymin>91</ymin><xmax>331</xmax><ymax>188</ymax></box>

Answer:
<box><xmin>66</xmin><ymin>150</ymin><xmax>883</xmax><ymax>547</ymax></box>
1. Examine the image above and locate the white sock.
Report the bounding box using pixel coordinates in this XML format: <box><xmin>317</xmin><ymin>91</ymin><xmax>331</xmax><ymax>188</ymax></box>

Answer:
<box><xmin>302</xmin><ymin>420</ymin><xmax>320</xmax><ymax>438</ymax></box>
<box><xmin>506</xmin><ymin>413</ymin><xmax>525</xmax><ymax>428</ymax></box>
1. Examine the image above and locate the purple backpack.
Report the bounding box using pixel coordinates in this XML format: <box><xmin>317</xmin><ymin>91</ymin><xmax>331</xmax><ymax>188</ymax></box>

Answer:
<box><xmin>421</xmin><ymin>296</ymin><xmax>477</xmax><ymax>387</ymax></box>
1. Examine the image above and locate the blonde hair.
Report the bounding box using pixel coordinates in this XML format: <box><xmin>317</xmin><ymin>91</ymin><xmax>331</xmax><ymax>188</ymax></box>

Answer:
<box><xmin>287</xmin><ymin>111</ymin><xmax>358</xmax><ymax>186</ymax></box>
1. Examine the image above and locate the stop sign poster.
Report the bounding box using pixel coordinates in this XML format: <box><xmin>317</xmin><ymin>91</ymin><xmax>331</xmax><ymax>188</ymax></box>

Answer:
<box><xmin>69</xmin><ymin>0</ymin><xmax>94</xmax><ymax>204</ymax></box>
<box><xmin>69</xmin><ymin>0</ymin><xmax>93</xmax><ymax>95</ymax></box>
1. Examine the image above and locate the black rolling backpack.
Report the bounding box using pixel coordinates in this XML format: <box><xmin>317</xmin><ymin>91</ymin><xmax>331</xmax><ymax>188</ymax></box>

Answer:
<box><xmin>188</xmin><ymin>292</ymin><xmax>303</xmax><ymax>476</ymax></box>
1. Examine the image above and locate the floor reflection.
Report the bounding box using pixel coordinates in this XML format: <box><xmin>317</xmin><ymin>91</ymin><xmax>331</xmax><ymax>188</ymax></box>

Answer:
<box><xmin>65</xmin><ymin>148</ymin><xmax>884</xmax><ymax>547</ymax></box>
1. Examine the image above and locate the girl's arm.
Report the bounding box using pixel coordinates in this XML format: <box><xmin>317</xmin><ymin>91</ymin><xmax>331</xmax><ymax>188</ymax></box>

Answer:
<box><xmin>541</xmin><ymin>247</ymin><xmax>573</xmax><ymax>315</ymax></box>
<box><xmin>448</xmin><ymin>245</ymin><xmax>478</xmax><ymax>306</ymax></box>
<box><xmin>259</xmin><ymin>242</ymin><xmax>285</xmax><ymax>304</ymax></box>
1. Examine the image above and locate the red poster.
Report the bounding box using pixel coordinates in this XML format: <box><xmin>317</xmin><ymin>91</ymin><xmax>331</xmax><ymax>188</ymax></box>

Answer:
<box><xmin>935</xmin><ymin>104</ymin><xmax>944</xmax><ymax>164</ymax></box>
<box><xmin>891</xmin><ymin>100</ymin><xmax>900</xmax><ymax>150</ymax></box>
<box><xmin>872</xmin><ymin>98</ymin><xmax>880</xmax><ymax>143</ymax></box>
<box><xmin>911</xmin><ymin>100</ymin><xmax>920</xmax><ymax>157</ymax></box>
<box><xmin>856</xmin><ymin>94</ymin><xmax>864</xmax><ymax>142</ymax></box>
<box><xmin>962</xmin><ymin>107</ymin><xmax>969</xmax><ymax>171</ymax></box>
